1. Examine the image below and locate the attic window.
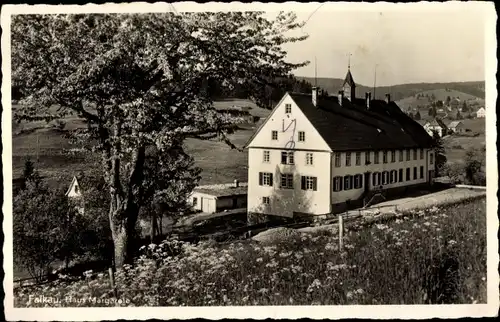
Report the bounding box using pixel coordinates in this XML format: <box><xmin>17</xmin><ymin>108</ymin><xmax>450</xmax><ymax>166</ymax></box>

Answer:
<box><xmin>285</xmin><ymin>104</ymin><xmax>292</xmax><ymax>114</ymax></box>
<box><xmin>377</xmin><ymin>129</ymin><xmax>382</xmax><ymax>133</ymax></box>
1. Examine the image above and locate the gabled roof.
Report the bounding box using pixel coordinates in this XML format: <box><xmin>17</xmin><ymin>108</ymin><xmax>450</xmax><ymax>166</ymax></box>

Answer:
<box><xmin>448</xmin><ymin>121</ymin><xmax>463</xmax><ymax>128</ymax></box>
<box><xmin>65</xmin><ymin>176</ymin><xmax>80</xmax><ymax>196</ymax></box>
<box><xmin>287</xmin><ymin>93</ymin><xmax>434</xmax><ymax>151</ymax></box>
<box><xmin>428</xmin><ymin>118</ymin><xmax>447</xmax><ymax>128</ymax></box>
<box><xmin>343</xmin><ymin>69</ymin><xmax>356</xmax><ymax>88</ymax></box>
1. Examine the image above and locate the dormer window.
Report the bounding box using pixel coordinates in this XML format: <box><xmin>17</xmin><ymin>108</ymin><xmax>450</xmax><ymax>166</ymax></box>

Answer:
<box><xmin>285</xmin><ymin>104</ymin><xmax>292</xmax><ymax>114</ymax></box>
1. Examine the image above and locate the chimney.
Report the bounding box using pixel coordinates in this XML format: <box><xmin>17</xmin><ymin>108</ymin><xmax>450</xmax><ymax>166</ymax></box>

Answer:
<box><xmin>365</xmin><ymin>92</ymin><xmax>372</xmax><ymax>109</ymax></box>
<box><xmin>312</xmin><ymin>87</ymin><xmax>318</xmax><ymax>107</ymax></box>
<box><xmin>338</xmin><ymin>90</ymin><xmax>344</xmax><ymax>106</ymax></box>
<box><xmin>234</xmin><ymin>179</ymin><xmax>239</xmax><ymax>188</ymax></box>
<box><xmin>385</xmin><ymin>93</ymin><xmax>391</xmax><ymax>104</ymax></box>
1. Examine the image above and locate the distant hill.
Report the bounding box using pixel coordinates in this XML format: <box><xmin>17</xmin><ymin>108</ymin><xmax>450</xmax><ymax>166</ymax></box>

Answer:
<box><xmin>296</xmin><ymin>76</ymin><xmax>485</xmax><ymax>102</ymax></box>
<box><xmin>395</xmin><ymin>89</ymin><xmax>485</xmax><ymax>111</ymax></box>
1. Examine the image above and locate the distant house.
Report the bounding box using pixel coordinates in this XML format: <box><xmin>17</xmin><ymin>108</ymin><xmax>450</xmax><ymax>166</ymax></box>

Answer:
<box><xmin>448</xmin><ymin>121</ymin><xmax>465</xmax><ymax>134</ymax></box>
<box><xmin>476</xmin><ymin>107</ymin><xmax>486</xmax><ymax>118</ymax></box>
<box><xmin>188</xmin><ymin>180</ymin><xmax>248</xmax><ymax>214</ymax></box>
<box><xmin>423</xmin><ymin>118</ymin><xmax>447</xmax><ymax>137</ymax></box>
<box><xmin>66</xmin><ymin>176</ymin><xmax>84</xmax><ymax>214</ymax></box>
<box><xmin>450</xmin><ymin>98</ymin><xmax>460</xmax><ymax>110</ymax></box>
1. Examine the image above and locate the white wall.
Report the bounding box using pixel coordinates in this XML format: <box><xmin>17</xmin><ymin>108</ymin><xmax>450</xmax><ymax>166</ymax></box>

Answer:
<box><xmin>188</xmin><ymin>192</ymin><xmax>217</xmax><ymax>214</ymax></box>
<box><xmin>247</xmin><ymin>148</ymin><xmax>331</xmax><ymax>217</ymax></box>
<box><xmin>330</xmin><ymin>149</ymin><xmax>431</xmax><ymax>204</ymax></box>
<box><xmin>246</xmin><ymin>94</ymin><xmax>331</xmax><ymax>151</ymax></box>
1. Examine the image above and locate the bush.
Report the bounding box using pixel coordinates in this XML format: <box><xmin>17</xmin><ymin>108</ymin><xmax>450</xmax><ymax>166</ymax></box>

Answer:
<box><xmin>464</xmin><ymin>147</ymin><xmax>486</xmax><ymax>186</ymax></box>
<box><xmin>13</xmin><ymin>181</ymin><xmax>87</xmax><ymax>282</ymax></box>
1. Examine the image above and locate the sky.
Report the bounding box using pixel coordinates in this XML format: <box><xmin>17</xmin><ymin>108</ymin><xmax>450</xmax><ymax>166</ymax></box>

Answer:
<box><xmin>276</xmin><ymin>3</ymin><xmax>488</xmax><ymax>86</ymax></box>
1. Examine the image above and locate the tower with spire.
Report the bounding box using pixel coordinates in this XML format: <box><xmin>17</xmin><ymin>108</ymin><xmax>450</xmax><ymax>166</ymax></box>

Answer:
<box><xmin>342</xmin><ymin>53</ymin><xmax>356</xmax><ymax>101</ymax></box>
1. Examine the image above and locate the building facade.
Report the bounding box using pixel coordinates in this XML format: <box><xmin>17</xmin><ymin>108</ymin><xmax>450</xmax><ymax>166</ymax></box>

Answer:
<box><xmin>476</xmin><ymin>107</ymin><xmax>486</xmax><ymax>118</ymax></box>
<box><xmin>245</xmin><ymin>69</ymin><xmax>435</xmax><ymax>220</ymax></box>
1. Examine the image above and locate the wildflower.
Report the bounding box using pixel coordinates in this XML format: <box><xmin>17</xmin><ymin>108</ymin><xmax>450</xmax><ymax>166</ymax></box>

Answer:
<box><xmin>258</xmin><ymin>288</ymin><xmax>269</xmax><ymax>294</ymax></box>
<box><xmin>307</xmin><ymin>279</ymin><xmax>322</xmax><ymax>293</ymax></box>
<box><xmin>448</xmin><ymin>240</ymin><xmax>457</xmax><ymax>246</ymax></box>
<box><xmin>279</xmin><ymin>251</ymin><xmax>292</xmax><ymax>258</ymax></box>
<box><xmin>482</xmin><ymin>277</ymin><xmax>486</xmax><ymax>281</ymax></box>
<box><xmin>325</xmin><ymin>243</ymin><xmax>337</xmax><ymax>251</ymax></box>
<box><xmin>256</xmin><ymin>257</ymin><xmax>263</xmax><ymax>263</ymax></box>
<box><xmin>294</xmin><ymin>253</ymin><xmax>303</xmax><ymax>260</ymax></box>
<box><xmin>375</xmin><ymin>223</ymin><xmax>389</xmax><ymax>230</ymax></box>
<box><xmin>346</xmin><ymin>291</ymin><xmax>354</xmax><ymax>300</ymax></box>
<box><xmin>424</xmin><ymin>222</ymin><xmax>431</xmax><ymax>226</ymax></box>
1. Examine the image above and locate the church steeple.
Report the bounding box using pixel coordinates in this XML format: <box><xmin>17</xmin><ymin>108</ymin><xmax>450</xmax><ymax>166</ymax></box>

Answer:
<box><xmin>343</xmin><ymin>53</ymin><xmax>356</xmax><ymax>101</ymax></box>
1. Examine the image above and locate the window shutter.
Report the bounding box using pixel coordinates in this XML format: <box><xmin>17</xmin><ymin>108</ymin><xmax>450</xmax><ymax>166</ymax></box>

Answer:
<box><xmin>313</xmin><ymin>177</ymin><xmax>317</xmax><ymax>191</ymax></box>
<box><xmin>339</xmin><ymin>177</ymin><xmax>343</xmax><ymax>191</ymax></box>
<box><xmin>301</xmin><ymin>176</ymin><xmax>306</xmax><ymax>190</ymax></box>
<box><xmin>269</xmin><ymin>173</ymin><xmax>273</xmax><ymax>186</ymax></box>
<box><xmin>259</xmin><ymin>172</ymin><xmax>263</xmax><ymax>185</ymax></box>
<box><xmin>281</xmin><ymin>152</ymin><xmax>287</xmax><ymax>164</ymax></box>
<box><xmin>359</xmin><ymin>174</ymin><xmax>363</xmax><ymax>188</ymax></box>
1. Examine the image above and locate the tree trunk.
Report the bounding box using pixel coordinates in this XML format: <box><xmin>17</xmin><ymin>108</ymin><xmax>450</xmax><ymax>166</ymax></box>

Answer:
<box><xmin>109</xmin><ymin>200</ymin><xmax>139</xmax><ymax>268</ymax></box>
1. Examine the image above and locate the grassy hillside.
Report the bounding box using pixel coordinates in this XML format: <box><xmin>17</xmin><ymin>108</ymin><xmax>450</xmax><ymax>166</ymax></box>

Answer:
<box><xmin>15</xmin><ymin>197</ymin><xmax>487</xmax><ymax>306</ymax></box>
<box><xmin>395</xmin><ymin>89</ymin><xmax>485</xmax><ymax>111</ymax></box>
<box><xmin>296</xmin><ymin>77</ymin><xmax>485</xmax><ymax>102</ymax></box>
<box><xmin>12</xmin><ymin>100</ymin><xmax>269</xmax><ymax>188</ymax></box>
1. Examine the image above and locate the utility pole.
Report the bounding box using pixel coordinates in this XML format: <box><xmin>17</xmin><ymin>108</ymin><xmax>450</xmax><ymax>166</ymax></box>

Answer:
<box><xmin>373</xmin><ymin>64</ymin><xmax>378</xmax><ymax>100</ymax></box>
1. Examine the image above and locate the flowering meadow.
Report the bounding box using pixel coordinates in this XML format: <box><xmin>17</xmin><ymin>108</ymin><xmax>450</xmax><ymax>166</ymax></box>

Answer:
<box><xmin>14</xmin><ymin>197</ymin><xmax>487</xmax><ymax>307</ymax></box>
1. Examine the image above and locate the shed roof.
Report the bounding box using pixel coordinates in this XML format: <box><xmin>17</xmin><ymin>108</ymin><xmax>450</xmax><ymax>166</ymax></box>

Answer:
<box><xmin>193</xmin><ymin>182</ymin><xmax>248</xmax><ymax>198</ymax></box>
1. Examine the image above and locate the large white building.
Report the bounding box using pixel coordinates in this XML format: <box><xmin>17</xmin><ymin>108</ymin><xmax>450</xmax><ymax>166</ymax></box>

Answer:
<box><xmin>245</xmin><ymin>68</ymin><xmax>436</xmax><ymax>221</ymax></box>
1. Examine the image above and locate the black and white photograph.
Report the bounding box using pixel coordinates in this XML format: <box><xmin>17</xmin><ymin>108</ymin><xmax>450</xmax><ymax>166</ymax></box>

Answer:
<box><xmin>2</xmin><ymin>1</ymin><xmax>498</xmax><ymax>320</ymax></box>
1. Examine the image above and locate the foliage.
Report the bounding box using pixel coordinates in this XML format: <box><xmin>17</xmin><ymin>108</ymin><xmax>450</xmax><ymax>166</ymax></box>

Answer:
<box><xmin>464</xmin><ymin>146</ymin><xmax>486</xmax><ymax>186</ymax></box>
<box><xmin>439</xmin><ymin>162</ymin><xmax>465</xmax><ymax>184</ymax></box>
<box><xmin>462</xmin><ymin>101</ymin><xmax>469</xmax><ymax>113</ymax></box>
<box><xmin>11</xmin><ymin>12</ymin><xmax>309</xmax><ymax>267</ymax></box>
<box><xmin>20</xmin><ymin>158</ymin><xmax>41</xmax><ymax>190</ymax></box>
<box><xmin>14</xmin><ymin>198</ymin><xmax>486</xmax><ymax>306</ymax></box>
<box><xmin>456</xmin><ymin>110</ymin><xmax>462</xmax><ymax>120</ymax></box>
<box><xmin>13</xmin><ymin>180</ymin><xmax>86</xmax><ymax>282</ymax></box>
<box><xmin>431</xmin><ymin>130</ymin><xmax>447</xmax><ymax>176</ymax></box>
<box><xmin>414</xmin><ymin>110</ymin><xmax>421</xmax><ymax>120</ymax></box>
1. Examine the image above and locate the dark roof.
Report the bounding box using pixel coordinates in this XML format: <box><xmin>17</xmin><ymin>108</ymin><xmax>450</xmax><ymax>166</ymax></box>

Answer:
<box><xmin>193</xmin><ymin>185</ymin><xmax>248</xmax><ymax>198</ymax></box>
<box><xmin>343</xmin><ymin>69</ymin><xmax>356</xmax><ymax>88</ymax></box>
<box><xmin>288</xmin><ymin>93</ymin><xmax>434</xmax><ymax>151</ymax></box>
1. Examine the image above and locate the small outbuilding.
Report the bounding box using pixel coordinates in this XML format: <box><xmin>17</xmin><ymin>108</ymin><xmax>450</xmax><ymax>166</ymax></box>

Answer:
<box><xmin>188</xmin><ymin>180</ymin><xmax>248</xmax><ymax>214</ymax></box>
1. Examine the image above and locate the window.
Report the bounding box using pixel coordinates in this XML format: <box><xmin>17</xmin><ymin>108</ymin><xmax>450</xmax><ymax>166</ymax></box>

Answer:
<box><xmin>391</xmin><ymin>150</ymin><xmax>396</xmax><ymax>163</ymax></box>
<box><xmin>262</xmin><ymin>197</ymin><xmax>270</xmax><ymax>205</ymax></box>
<box><xmin>430</xmin><ymin>153</ymin><xmax>434</xmax><ymax>165</ymax></box>
<box><xmin>372</xmin><ymin>172</ymin><xmax>381</xmax><ymax>186</ymax></box>
<box><xmin>420</xmin><ymin>148</ymin><xmax>424</xmax><ymax>160</ymax></box>
<box><xmin>298</xmin><ymin>131</ymin><xmax>305</xmax><ymax>142</ymax></box>
<box><xmin>346</xmin><ymin>152</ymin><xmax>351</xmax><ymax>166</ymax></box>
<box><xmin>263</xmin><ymin>150</ymin><xmax>270</xmax><ymax>163</ymax></box>
<box><xmin>382</xmin><ymin>171</ymin><xmax>389</xmax><ymax>185</ymax></box>
<box><xmin>354</xmin><ymin>174</ymin><xmax>363</xmax><ymax>189</ymax></box>
<box><xmin>272</xmin><ymin>131</ymin><xmax>278</xmax><ymax>140</ymax></box>
<box><xmin>406</xmin><ymin>149</ymin><xmax>411</xmax><ymax>161</ymax></box>
<box><xmin>335</xmin><ymin>153</ymin><xmax>341</xmax><ymax>167</ymax></box>
<box><xmin>399</xmin><ymin>169</ymin><xmax>403</xmax><ymax>182</ymax></box>
<box><xmin>301</xmin><ymin>176</ymin><xmax>317</xmax><ymax>191</ymax></box>
<box><xmin>333</xmin><ymin>176</ymin><xmax>343</xmax><ymax>192</ymax></box>
<box><xmin>356</xmin><ymin>152</ymin><xmax>361</xmax><ymax>166</ymax></box>
<box><xmin>406</xmin><ymin>168</ymin><xmax>411</xmax><ymax>181</ymax></box>
<box><xmin>390</xmin><ymin>170</ymin><xmax>397</xmax><ymax>184</ymax></box>
<box><xmin>281</xmin><ymin>151</ymin><xmax>294</xmax><ymax>165</ymax></box>
<box><xmin>285</xmin><ymin>103</ymin><xmax>292</xmax><ymax>114</ymax></box>
<box><xmin>344</xmin><ymin>175</ymin><xmax>353</xmax><ymax>190</ymax></box>
<box><xmin>259</xmin><ymin>172</ymin><xmax>273</xmax><ymax>186</ymax></box>
<box><xmin>193</xmin><ymin>197</ymin><xmax>198</xmax><ymax>206</ymax></box>
<box><xmin>305</xmin><ymin>153</ymin><xmax>313</xmax><ymax>165</ymax></box>
<box><xmin>280</xmin><ymin>173</ymin><xmax>294</xmax><ymax>189</ymax></box>
<box><xmin>413</xmin><ymin>167</ymin><xmax>417</xmax><ymax>180</ymax></box>
<box><xmin>374</xmin><ymin>151</ymin><xmax>380</xmax><ymax>164</ymax></box>
<box><xmin>413</xmin><ymin>149</ymin><xmax>417</xmax><ymax>160</ymax></box>
<box><xmin>383</xmin><ymin>151</ymin><xmax>388</xmax><ymax>164</ymax></box>
<box><xmin>365</xmin><ymin>151</ymin><xmax>371</xmax><ymax>164</ymax></box>
<box><xmin>420</xmin><ymin>166</ymin><xmax>424</xmax><ymax>179</ymax></box>
<box><xmin>399</xmin><ymin>150</ymin><xmax>403</xmax><ymax>162</ymax></box>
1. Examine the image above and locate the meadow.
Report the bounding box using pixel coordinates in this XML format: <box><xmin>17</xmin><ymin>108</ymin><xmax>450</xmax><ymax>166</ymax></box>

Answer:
<box><xmin>14</xmin><ymin>197</ymin><xmax>487</xmax><ymax>306</ymax></box>
<box><xmin>12</xmin><ymin>99</ymin><xmax>270</xmax><ymax>187</ymax></box>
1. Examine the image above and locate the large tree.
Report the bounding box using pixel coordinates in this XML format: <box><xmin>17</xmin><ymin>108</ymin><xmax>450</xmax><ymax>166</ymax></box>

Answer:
<box><xmin>12</xmin><ymin>12</ymin><xmax>308</xmax><ymax>267</ymax></box>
